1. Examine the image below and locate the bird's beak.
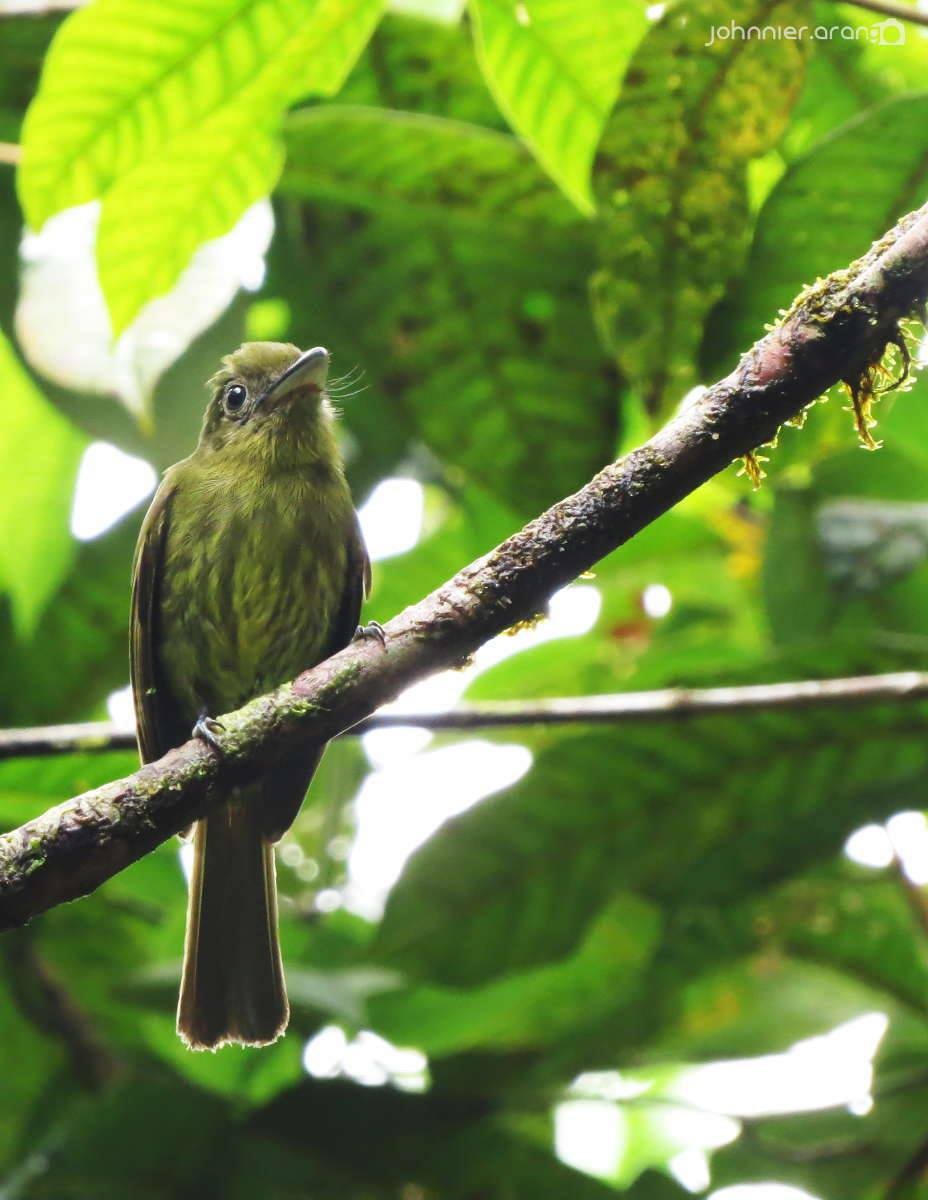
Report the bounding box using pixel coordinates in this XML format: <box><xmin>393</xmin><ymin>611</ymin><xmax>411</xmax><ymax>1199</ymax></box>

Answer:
<box><xmin>263</xmin><ymin>346</ymin><xmax>329</xmax><ymax>404</ymax></box>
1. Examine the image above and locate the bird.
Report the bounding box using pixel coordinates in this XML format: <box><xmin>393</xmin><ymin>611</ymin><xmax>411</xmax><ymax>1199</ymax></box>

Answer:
<box><xmin>130</xmin><ymin>342</ymin><xmax>371</xmax><ymax>1051</ymax></box>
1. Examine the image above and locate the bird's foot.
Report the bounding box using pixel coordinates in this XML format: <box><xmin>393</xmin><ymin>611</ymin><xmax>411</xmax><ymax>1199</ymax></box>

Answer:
<box><xmin>192</xmin><ymin>712</ymin><xmax>225</xmax><ymax>754</ymax></box>
<box><xmin>354</xmin><ymin>620</ymin><xmax>387</xmax><ymax>647</ymax></box>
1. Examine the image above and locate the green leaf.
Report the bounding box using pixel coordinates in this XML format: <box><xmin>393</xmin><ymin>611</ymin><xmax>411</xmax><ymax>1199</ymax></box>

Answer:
<box><xmin>819</xmin><ymin>2</ymin><xmax>928</xmax><ymax>103</ymax></box>
<box><xmin>638</xmin><ymin>860</ymin><xmax>928</xmax><ymax>1069</ymax></box>
<box><xmin>250</xmin><ymin>1077</ymin><xmax>623</xmax><ymax>1199</ymax></box>
<box><xmin>0</xmin><ymin>165</ymin><xmax>247</xmax><ymax>469</ymax></box>
<box><xmin>761</xmin><ymin>870</ymin><xmax>928</xmax><ymax>1025</ymax></box>
<box><xmin>770</xmin><ymin>0</ymin><xmax>928</xmax><ymax>167</ymax></box>
<box><xmin>468</xmin><ymin>0</ymin><xmax>644</xmax><ymax>214</ymax></box>
<box><xmin>265</xmin><ymin>194</ymin><xmax>617</xmax><ymax>516</ymax></box>
<box><xmin>704</xmin><ymin>92</ymin><xmax>928</xmax><ymax>377</ymax></box>
<box><xmin>593</xmin><ymin>0</ymin><xmax>807</xmax><ymax>416</ymax></box>
<box><xmin>710</xmin><ymin>1069</ymin><xmax>928</xmax><ymax>1200</ymax></box>
<box><xmin>763</xmin><ymin>446</ymin><xmax>928</xmax><ymax>646</ymax></box>
<box><xmin>19</xmin><ymin>0</ymin><xmax>384</xmax><ymax>332</ymax></box>
<box><xmin>19</xmin><ymin>0</ymin><xmax>384</xmax><ymax>227</ymax></box>
<box><xmin>652</xmin><ymin>952</ymin><xmax>903</xmax><ymax>1066</ymax></box>
<box><xmin>371</xmin><ymin>894</ymin><xmax>660</xmax><ymax>1055</ymax></box>
<box><xmin>376</xmin><ymin>697</ymin><xmax>928</xmax><ymax>985</ymax></box>
<box><xmin>0</xmin><ymin>752</ymin><xmax>138</xmax><ymax>833</ymax></box>
<box><xmin>0</xmin><ymin>508</ymin><xmax>140</xmax><ymax>726</ymax></box>
<box><xmin>281</xmin><ymin>105</ymin><xmax>582</xmax><ymax>232</ymax></box>
<box><xmin>19</xmin><ymin>1071</ymin><xmax>232</xmax><ymax>1196</ymax></box>
<box><xmin>0</xmin><ymin>331</ymin><xmax>85</xmax><ymax>637</ymax></box>
<box><xmin>271</xmin><ymin>88</ymin><xmax>617</xmax><ymax>512</ymax></box>
<box><xmin>97</xmin><ymin>112</ymin><xmax>284</xmax><ymax>337</ymax></box>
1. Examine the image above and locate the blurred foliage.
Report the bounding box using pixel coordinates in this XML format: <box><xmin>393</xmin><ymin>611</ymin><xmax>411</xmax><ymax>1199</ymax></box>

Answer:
<box><xmin>594</xmin><ymin>0</ymin><xmax>808</xmax><ymax>417</ymax></box>
<box><xmin>4</xmin><ymin>1</ymin><xmax>928</xmax><ymax>1198</ymax></box>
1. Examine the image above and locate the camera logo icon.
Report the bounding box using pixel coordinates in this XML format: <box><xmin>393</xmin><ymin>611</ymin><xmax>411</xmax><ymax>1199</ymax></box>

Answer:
<box><xmin>871</xmin><ymin>17</ymin><xmax>906</xmax><ymax>45</ymax></box>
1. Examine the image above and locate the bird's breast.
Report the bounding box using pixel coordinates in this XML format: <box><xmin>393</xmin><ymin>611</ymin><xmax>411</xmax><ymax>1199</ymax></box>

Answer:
<box><xmin>159</xmin><ymin>470</ymin><xmax>351</xmax><ymax>719</ymax></box>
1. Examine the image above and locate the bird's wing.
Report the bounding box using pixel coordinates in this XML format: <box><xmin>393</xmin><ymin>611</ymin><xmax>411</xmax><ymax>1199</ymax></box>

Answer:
<box><xmin>130</xmin><ymin>475</ymin><xmax>188</xmax><ymax>765</ymax></box>
<box><xmin>259</xmin><ymin>511</ymin><xmax>371</xmax><ymax>843</ymax></box>
<box><xmin>325</xmin><ymin>510</ymin><xmax>372</xmax><ymax>656</ymax></box>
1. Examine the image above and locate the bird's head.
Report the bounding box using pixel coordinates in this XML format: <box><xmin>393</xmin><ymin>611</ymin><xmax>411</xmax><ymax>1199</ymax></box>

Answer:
<box><xmin>199</xmin><ymin>342</ymin><xmax>338</xmax><ymax>467</ymax></box>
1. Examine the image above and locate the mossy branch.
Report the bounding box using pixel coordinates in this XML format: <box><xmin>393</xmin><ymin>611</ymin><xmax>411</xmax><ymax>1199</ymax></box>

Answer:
<box><xmin>3</xmin><ymin>202</ymin><xmax>928</xmax><ymax>929</ymax></box>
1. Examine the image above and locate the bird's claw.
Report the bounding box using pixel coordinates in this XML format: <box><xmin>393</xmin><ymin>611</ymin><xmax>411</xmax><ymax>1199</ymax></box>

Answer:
<box><xmin>192</xmin><ymin>712</ymin><xmax>225</xmax><ymax>753</ymax></box>
<box><xmin>354</xmin><ymin>620</ymin><xmax>387</xmax><ymax>647</ymax></box>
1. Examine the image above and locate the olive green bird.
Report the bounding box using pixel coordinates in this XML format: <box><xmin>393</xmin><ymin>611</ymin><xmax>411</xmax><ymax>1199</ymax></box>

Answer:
<box><xmin>130</xmin><ymin>343</ymin><xmax>370</xmax><ymax>1051</ymax></box>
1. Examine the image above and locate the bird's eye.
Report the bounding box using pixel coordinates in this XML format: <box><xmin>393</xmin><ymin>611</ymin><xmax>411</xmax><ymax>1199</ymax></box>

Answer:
<box><xmin>223</xmin><ymin>384</ymin><xmax>247</xmax><ymax>416</ymax></box>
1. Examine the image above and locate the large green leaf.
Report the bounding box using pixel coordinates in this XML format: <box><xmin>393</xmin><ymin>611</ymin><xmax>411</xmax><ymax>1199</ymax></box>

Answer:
<box><xmin>273</xmin><ymin>96</ymin><xmax>615</xmax><ymax>511</ymax></box>
<box><xmin>468</xmin><ymin>0</ymin><xmax>645</xmax><ymax>214</ymax></box>
<box><xmin>697</xmin><ymin>862</ymin><xmax>928</xmax><ymax>1198</ymax></box>
<box><xmin>281</xmin><ymin>104</ymin><xmax>581</xmax><ymax>232</ymax></box>
<box><xmin>638</xmin><ymin>864</ymin><xmax>928</xmax><ymax>1068</ymax></box>
<box><xmin>763</xmin><ymin>445</ymin><xmax>928</xmax><ymax>646</ymax></box>
<box><xmin>271</xmin><ymin>15</ymin><xmax>619</xmax><ymax>508</ymax></box>
<box><xmin>15</xmin><ymin>1071</ymin><xmax>233</xmax><ymax>1197</ymax></box>
<box><xmin>265</xmin><ymin>193</ymin><xmax>617</xmax><ymax>516</ymax></box>
<box><xmin>0</xmin><ymin>165</ymin><xmax>245</xmax><ymax>473</ymax></box>
<box><xmin>0</xmin><ymin>751</ymin><xmax>137</xmax><ymax>834</ymax></box>
<box><xmin>593</xmin><ymin>0</ymin><xmax>807</xmax><ymax>417</ymax></box>
<box><xmin>705</xmin><ymin>92</ymin><xmax>928</xmax><ymax>377</ymax></box>
<box><xmin>773</xmin><ymin>0</ymin><xmax>928</xmax><ymax>164</ymax></box>
<box><xmin>250</xmin><ymin>1076</ymin><xmax>623</xmax><ymax>1199</ymax></box>
<box><xmin>96</xmin><ymin>110</ymin><xmax>284</xmax><ymax>338</ymax></box>
<box><xmin>0</xmin><ymin>506</ymin><xmax>139</xmax><ymax>726</ymax></box>
<box><xmin>376</xmin><ymin>696</ymin><xmax>928</xmax><ymax>985</ymax></box>
<box><xmin>19</xmin><ymin>0</ymin><xmax>384</xmax><ymax>332</ymax></box>
<box><xmin>710</xmin><ymin>1070</ymin><xmax>928</xmax><ymax>1200</ymax></box>
<box><xmin>760</xmin><ymin>871</ymin><xmax>928</xmax><ymax>1027</ymax></box>
<box><xmin>372</xmin><ymin>894</ymin><xmax>660</xmax><ymax>1055</ymax></box>
<box><xmin>0</xmin><ymin>330</ymin><xmax>85</xmax><ymax>637</ymax></box>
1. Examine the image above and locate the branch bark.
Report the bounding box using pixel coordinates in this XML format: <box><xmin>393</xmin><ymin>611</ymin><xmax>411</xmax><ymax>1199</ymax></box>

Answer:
<box><xmin>4</xmin><ymin>670</ymin><xmax>928</xmax><ymax>760</ymax></box>
<box><xmin>2</xmin><ymin>202</ymin><xmax>928</xmax><ymax>930</ymax></box>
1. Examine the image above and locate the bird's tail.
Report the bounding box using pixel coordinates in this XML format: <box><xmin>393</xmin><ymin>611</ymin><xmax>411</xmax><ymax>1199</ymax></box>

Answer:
<box><xmin>177</xmin><ymin>793</ymin><xmax>288</xmax><ymax>1051</ymax></box>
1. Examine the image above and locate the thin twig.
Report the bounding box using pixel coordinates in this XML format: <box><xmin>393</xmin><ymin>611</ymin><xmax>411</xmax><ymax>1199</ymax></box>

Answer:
<box><xmin>4</xmin><ymin>670</ymin><xmax>928</xmax><ymax>761</ymax></box>
<box><xmin>838</xmin><ymin>0</ymin><xmax>928</xmax><ymax>30</ymax></box>
<box><xmin>2</xmin><ymin>200</ymin><xmax>928</xmax><ymax>929</ymax></box>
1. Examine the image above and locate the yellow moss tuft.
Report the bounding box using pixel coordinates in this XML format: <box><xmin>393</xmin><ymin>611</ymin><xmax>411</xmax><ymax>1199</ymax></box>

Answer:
<box><xmin>504</xmin><ymin>612</ymin><xmax>548</xmax><ymax>636</ymax></box>
<box><xmin>737</xmin><ymin>314</ymin><xmax>923</xmax><ymax>486</ymax></box>
<box><xmin>843</xmin><ymin>378</ymin><xmax>882</xmax><ymax>451</ymax></box>
<box><xmin>737</xmin><ymin>451</ymin><xmax>767</xmax><ymax>489</ymax></box>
